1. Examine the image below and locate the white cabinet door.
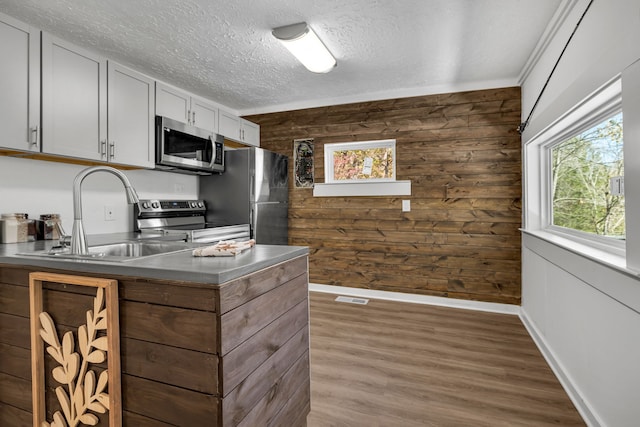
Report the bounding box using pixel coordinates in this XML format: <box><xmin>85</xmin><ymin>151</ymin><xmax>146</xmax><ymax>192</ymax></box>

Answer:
<box><xmin>0</xmin><ymin>13</ymin><xmax>40</xmax><ymax>151</ymax></box>
<box><xmin>42</xmin><ymin>33</ymin><xmax>107</xmax><ymax>160</ymax></box>
<box><xmin>191</xmin><ymin>95</ymin><xmax>218</xmax><ymax>133</ymax></box>
<box><xmin>155</xmin><ymin>82</ymin><xmax>190</xmax><ymax>124</ymax></box>
<box><xmin>240</xmin><ymin>118</ymin><xmax>260</xmax><ymax>147</ymax></box>
<box><xmin>219</xmin><ymin>109</ymin><xmax>260</xmax><ymax>146</ymax></box>
<box><xmin>219</xmin><ymin>109</ymin><xmax>241</xmax><ymax>141</ymax></box>
<box><xmin>108</xmin><ymin>62</ymin><xmax>155</xmax><ymax>168</ymax></box>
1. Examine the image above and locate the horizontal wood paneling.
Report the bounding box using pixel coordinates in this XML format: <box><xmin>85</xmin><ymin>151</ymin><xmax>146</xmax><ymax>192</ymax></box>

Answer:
<box><xmin>1</xmin><ymin>260</ymin><xmax>310</xmax><ymax>426</ymax></box>
<box><xmin>222</xmin><ymin>327</ymin><xmax>309</xmax><ymax>425</ymax></box>
<box><xmin>218</xmin><ymin>255</ymin><xmax>308</xmax><ymax>314</ymax></box>
<box><xmin>122</xmin><ymin>374</ymin><xmax>219</xmax><ymax>425</ymax></box>
<box><xmin>0</xmin><ymin>402</ymin><xmax>32</xmax><ymax>427</ymax></box>
<box><xmin>0</xmin><ymin>372</ymin><xmax>31</xmax><ymax>412</ymax></box>
<box><xmin>238</xmin><ymin>353</ymin><xmax>310</xmax><ymax>427</ymax></box>
<box><xmin>121</xmin><ymin>337</ymin><xmax>219</xmax><ymax>394</ymax></box>
<box><xmin>222</xmin><ymin>299</ymin><xmax>308</xmax><ymax>395</ymax></box>
<box><xmin>120</xmin><ymin>300</ymin><xmax>217</xmax><ymax>353</ymax></box>
<box><xmin>220</xmin><ymin>273</ymin><xmax>308</xmax><ymax>354</ymax></box>
<box><xmin>247</xmin><ymin>87</ymin><xmax>522</xmax><ymax>304</ymax></box>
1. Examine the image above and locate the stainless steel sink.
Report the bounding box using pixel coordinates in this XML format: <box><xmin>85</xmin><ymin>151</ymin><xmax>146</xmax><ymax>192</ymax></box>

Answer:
<box><xmin>19</xmin><ymin>240</ymin><xmax>195</xmax><ymax>262</ymax></box>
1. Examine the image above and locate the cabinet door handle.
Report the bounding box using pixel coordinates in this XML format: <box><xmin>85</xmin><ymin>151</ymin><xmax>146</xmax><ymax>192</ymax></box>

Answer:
<box><xmin>100</xmin><ymin>140</ymin><xmax>107</xmax><ymax>157</ymax></box>
<box><xmin>30</xmin><ymin>126</ymin><xmax>39</xmax><ymax>146</ymax></box>
<box><xmin>192</xmin><ymin>111</ymin><xmax>196</xmax><ymax>125</ymax></box>
<box><xmin>109</xmin><ymin>142</ymin><xmax>115</xmax><ymax>159</ymax></box>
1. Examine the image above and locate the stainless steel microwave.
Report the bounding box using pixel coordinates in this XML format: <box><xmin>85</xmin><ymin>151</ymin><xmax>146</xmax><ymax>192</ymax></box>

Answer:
<box><xmin>155</xmin><ymin>116</ymin><xmax>224</xmax><ymax>174</ymax></box>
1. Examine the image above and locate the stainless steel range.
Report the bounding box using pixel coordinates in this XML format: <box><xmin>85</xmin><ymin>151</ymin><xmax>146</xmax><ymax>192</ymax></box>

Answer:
<box><xmin>134</xmin><ymin>199</ymin><xmax>250</xmax><ymax>243</ymax></box>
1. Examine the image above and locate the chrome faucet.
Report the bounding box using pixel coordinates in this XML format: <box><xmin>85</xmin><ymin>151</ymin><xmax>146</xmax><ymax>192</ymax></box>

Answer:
<box><xmin>70</xmin><ymin>166</ymin><xmax>140</xmax><ymax>255</ymax></box>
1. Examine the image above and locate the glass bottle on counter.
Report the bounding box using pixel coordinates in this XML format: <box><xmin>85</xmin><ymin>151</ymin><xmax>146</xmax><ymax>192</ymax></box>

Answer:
<box><xmin>39</xmin><ymin>214</ymin><xmax>62</xmax><ymax>240</ymax></box>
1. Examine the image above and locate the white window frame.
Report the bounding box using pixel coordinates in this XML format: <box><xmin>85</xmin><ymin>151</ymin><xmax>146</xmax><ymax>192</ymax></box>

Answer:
<box><xmin>525</xmin><ymin>77</ymin><xmax>625</xmax><ymax>255</ymax></box>
<box><xmin>323</xmin><ymin>139</ymin><xmax>396</xmax><ymax>183</ymax></box>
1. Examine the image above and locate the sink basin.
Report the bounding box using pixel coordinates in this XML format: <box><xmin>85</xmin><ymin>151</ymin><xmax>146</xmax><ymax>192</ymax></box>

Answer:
<box><xmin>90</xmin><ymin>241</ymin><xmax>193</xmax><ymax>257</ymax></box>
<box><xmin>19</xmin><ymin>240</ymin><xmax>195</xmax><ymax>262</ymax></box>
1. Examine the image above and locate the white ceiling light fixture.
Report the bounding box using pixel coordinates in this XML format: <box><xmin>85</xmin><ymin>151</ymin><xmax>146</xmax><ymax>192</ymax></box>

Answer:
<box><xmin>272</xmin><ymin>22</ymin><xmax>336</xmax><ymax>73</ymax></box>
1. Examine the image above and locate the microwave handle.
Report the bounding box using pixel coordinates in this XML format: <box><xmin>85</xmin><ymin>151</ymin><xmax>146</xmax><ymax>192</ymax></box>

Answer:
<box><xmin>207</xmin><ymin>135</ymin><xmax>220</xmax><ymax>168</ymax></box>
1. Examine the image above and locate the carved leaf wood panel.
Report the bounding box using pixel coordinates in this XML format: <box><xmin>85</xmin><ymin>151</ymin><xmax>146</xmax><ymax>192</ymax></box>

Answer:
<box><xmin>29</xmin><ymin>273</ymin><xmax>122</xmax><ymax>427</ymax></box>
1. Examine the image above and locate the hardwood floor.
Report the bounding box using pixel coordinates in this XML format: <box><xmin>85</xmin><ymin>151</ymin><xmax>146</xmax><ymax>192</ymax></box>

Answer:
<box><xmin>306</xmin><ymin>292</ymin><xmax>584</xmax><ymax>427</ymax></box>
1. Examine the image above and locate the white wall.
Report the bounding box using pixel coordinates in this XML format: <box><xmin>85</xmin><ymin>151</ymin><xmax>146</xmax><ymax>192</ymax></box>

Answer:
<box><xmin>520</xmin><ymin>0</ymin><xmax>640</xmax><ymax>426</ymax></box>
<box><xmin>0</xmin><ymin>156</ymin><xmax>198</xmax><ymax>234</ymax></box>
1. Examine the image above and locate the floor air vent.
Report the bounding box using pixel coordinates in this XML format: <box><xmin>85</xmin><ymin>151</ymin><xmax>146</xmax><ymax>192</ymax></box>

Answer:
<box><xmin>335</xmin><ymin>296</ymin><xmax>369</xmax><ymax>305</ymax></box>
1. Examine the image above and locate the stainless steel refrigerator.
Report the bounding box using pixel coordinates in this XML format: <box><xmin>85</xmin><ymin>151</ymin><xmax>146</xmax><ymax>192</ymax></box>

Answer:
<box><xmin>198</xmin><ymin>147</ymin><xmax>288</xmax><ymax>245</ymax></box>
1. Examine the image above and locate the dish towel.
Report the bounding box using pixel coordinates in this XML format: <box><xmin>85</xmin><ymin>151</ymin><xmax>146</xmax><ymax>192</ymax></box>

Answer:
<box><xmin>192</xmin><ymin>239</ymin><xmax>256</xmax><ymax>257</ymax></box>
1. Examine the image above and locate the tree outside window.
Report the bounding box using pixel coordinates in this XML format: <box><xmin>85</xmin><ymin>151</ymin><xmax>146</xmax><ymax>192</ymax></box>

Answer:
<box><xmin>324</xmin><ymin>139</ymin><xmax>396</xmax><ymax>183</ymax></box>
<box><xmin>551</xmin><ymin>112</ymin><xmax>624</xmax><ymax>239</ymax></box>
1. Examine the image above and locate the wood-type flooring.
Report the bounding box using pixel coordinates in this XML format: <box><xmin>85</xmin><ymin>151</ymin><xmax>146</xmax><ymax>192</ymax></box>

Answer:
<box><xmin>306</xmin><ymin>292</ymin><xmax>585</xmax><ymax>427</ymax></box>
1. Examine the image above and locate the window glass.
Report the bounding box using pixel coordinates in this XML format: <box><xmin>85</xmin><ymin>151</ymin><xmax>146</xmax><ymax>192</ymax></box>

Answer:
<box><xmin>550</xmin><ymin>112</ymin><xmax>624</xmax><ymax>239</ymax></box>
<box><xmin>324</xmin><ymin>139</ymin><xmax>396</xmax><ymax>183</ymax></box>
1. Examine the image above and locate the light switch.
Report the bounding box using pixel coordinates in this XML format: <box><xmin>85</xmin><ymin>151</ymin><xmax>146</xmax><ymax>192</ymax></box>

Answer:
<box><xmin>402</xmin><ymin>200</ymin><xmax>410</xmax><ymax>212</ymax></box>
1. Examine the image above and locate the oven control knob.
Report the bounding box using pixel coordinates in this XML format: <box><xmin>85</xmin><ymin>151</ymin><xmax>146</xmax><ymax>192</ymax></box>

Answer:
<box><xmin>141</xmin><ymin>201</ymin><xmax>150</xmax><ymax>209</ymax></box>
<box><xmin>197</xmin><ymin>201</ymin><xmax>204</xmax><ymax>208</ymax></box>
<box><xmin>191</xmin><ymin>201</ymin><xmax>198</xmax><ymax>208</ymax></box>
<box><xmin>151</xmin><ymin>201</ymin><xmax>160</xmax><ymax>209</ymax></box>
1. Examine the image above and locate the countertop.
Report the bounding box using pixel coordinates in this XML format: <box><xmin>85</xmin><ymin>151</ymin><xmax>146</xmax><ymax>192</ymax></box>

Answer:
<box><xmin>0</xmin><ymin>232</ymin><xmax>308</xmax><ymax>285</ymax></box>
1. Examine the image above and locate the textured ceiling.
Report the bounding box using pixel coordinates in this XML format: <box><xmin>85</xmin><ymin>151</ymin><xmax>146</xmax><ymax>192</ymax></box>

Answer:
<box><xmin>0</xmin><ymin>0</ymin><xmax>562</xmax><ymax>114</ymax></box>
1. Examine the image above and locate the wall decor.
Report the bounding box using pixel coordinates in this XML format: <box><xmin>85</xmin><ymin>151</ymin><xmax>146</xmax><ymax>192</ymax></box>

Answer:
<box><xmin>30</xmin><ymin>272</ymin><xmax>122</xmax><ymax>427</ymax></box>
<box><xmin>294</xmin><ymin>138</ymin><xmax>314</xmax><ymax>188</ymax></box>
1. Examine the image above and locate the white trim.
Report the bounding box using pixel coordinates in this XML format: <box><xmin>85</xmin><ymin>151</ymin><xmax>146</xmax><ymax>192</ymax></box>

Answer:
<box><xmin>324</xmin><ymin>139</ymin><xmax>396</xmax><ymax>183</ymax></box>
<box><xmin>518</xmin><ymin>0</ymin><xmax>582</xmax><ymax>85</ymax></box>
<box><xmin>238</xmin><ymin>78</ymin><xmax>517</xmax><ymax>116</ymax></box>
<box><xmin>309</xmin><ymin>283</ymin><xmax>520</xmax><ymax>315</ymax></box>
<box><xmin>312</xmin><ymin>180</ymin><xmax>411</xmax><ymax>197</ymax></box>
<box><xmin>520</xmin><ymin>308</ymin><xmax>602</xmax><ymax>427</ymax></box>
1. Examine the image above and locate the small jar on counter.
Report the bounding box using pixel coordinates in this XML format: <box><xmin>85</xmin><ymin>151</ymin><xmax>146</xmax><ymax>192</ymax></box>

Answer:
<box><xmin>0</xmin><ymin>213</ymin><xmax>29</xmax><ymax>243</ymax></box>
<box><xmin>38</xmin><ymin>214</ymin><xmax>62</xmax><ymax>240</ymax></box>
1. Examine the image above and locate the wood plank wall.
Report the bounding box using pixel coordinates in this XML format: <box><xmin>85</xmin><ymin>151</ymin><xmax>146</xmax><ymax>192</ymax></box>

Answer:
<box><xmin>245</xmin><ymin>87</ymin><xmax>522</xmax><ymax>305</ymax></box>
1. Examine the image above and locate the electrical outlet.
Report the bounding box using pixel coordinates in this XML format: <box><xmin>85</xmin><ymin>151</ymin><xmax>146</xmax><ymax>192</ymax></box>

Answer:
<box><xmin>104</xmin><ymin>205</ymin><xmax>115</xmax><ymax>221</ymax></box>
<box><xmin>402</xmin><ymin>200</ymin><xmax>411</xmax><ymax>212</ymax></box>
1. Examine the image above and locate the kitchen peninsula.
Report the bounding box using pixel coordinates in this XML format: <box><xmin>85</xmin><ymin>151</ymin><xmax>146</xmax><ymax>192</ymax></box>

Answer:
<box><xmin>0</xmin><ymin>236</ymin><xmax>310</xmax><ymax>426</ymax></box>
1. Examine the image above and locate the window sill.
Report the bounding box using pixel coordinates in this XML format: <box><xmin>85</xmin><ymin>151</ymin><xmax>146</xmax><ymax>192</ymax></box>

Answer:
<box><xmin>312</xmin><ymin>180</ymin><xmax>411</xmax><ymax>197</ymax></box>
<box><xmin>521</xmin><ymin>228</ymin><xmax>635</xmax><ymax>277</ymax></box>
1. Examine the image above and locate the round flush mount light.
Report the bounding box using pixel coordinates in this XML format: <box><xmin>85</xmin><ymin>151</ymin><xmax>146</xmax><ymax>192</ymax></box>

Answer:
<box><xmin>272</xmin><ymin>22</ymin><xmax>337</xmax><ymax>73</ymax></box>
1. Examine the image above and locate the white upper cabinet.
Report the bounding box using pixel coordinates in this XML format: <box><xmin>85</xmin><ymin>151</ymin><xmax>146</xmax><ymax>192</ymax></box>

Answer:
<box><xmin>155</xmin><ymin>82</ymin><xmax>191</xmax><ymax>124</ymax></box>
<box><xmin>155</xmin><ymin>82</ymin><xmax>218</xmax><ymax>133</ymax></box>
<box><xmin>190</xmin><ymin>95</ymin><xmax>219</xmax><ymax>133</ymax></box>
<box><xmin>41</xmin><ymin>33</ymin><xmax>107</xmax><ymax>161</ymax></box>
<box><xmin>0</xmin><ymin>13</ymin><xmax>40</xmax><ymax>152</ymax></box>
<box><xmin>219</xmin><ymin>109</ymin><xmax>260</xmax><ymax>146</ymax></box>
<box><xmin>107</xmin><ymin>62</ymin><xmax>155</xmax><ymax>168</ymax></box>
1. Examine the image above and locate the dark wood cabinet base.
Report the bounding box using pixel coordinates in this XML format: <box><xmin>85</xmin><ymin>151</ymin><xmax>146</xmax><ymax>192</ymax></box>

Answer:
<box><xmin>0</xmin><ymin>255</ymin><xmax>310</xmax><ymax>426</ymax></box>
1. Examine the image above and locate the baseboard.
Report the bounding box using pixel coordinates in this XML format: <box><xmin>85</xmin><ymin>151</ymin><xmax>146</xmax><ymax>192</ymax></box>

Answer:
<box><xmin>308</xmin><ymin>283</ymin><xmax>521</xmax><ymax>315</ymax></box>
<box><xmin>519</xmin><ymin>308</ymin><xmax>602</xmax><ymax>427</ymax></box>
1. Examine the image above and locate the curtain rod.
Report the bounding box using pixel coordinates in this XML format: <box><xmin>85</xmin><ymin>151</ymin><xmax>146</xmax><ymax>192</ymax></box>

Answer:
<box><xmin>518</xmin><ymin>0</ymin><xmax>596</xmax><ymax>135</ymax></box>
